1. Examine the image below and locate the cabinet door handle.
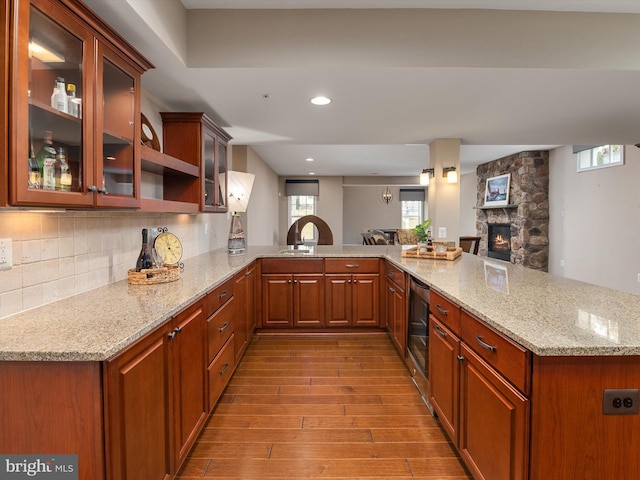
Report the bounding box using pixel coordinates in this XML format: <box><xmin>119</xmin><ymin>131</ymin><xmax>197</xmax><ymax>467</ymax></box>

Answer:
<box><xmin>345</xmin><ymin>264</ymin><xmax>359</xmax><ymax>268</ymax></box>
<box><xmin>219</xmin><ymin>322</ymin><xmax>229</xmax><ymax>333</ymax></box>
<box><xmin>435</xmin><ymin>304</ymin><xmax>449</xmax><ymax>316</ymax></box>
<box><xmin>457</xmin><ymin>355</ymin><xmax>464</xmax><ymax>362</ymax></box>
<box><xmin>174</xmin><ymin>326</ymin><xmax>182</xmax><ymax>334</ymax></box>
<box><xmin>245</xmin><ymin>271</ymin><xmax>252</xmax><ymax>276</ymax></box>
<box><xmin>476</xmin><ymin>335</ymin><xmax>497</xmax><ymax>352</ymax></box>
<box><xmin>219</xmin><ymin>290</ymin><xmax>229</xmax><ymax>300</ymax></box>
<box><xmin>353</xmin><ymin>279</ymin><xmax>357</xmax><ymax>283</ymax></box>
<box><xmin>220</xmin><ymin>363</ymin><xmax>230</xmax><ymax>376</ymax></box>
<box><xmin>388</xmin><ymin>287</ymin><xmax>395</xmax><ymax>293</ymax></box>
<box><xmin>294</xmin><ymin>279</ymin><xmax>298</xmax><ymax>283</ymax></box>
<box><xmin>168</xmin><ymin>331</ymin><xmax>177</xmax><ymax>339</ymax></box>
<box><xmin>288</xmin><ymin>279</ymin><xmax>292</xmax><ymax>283</ymax></box>
<box><xmin>434</xmin><ymin>324</ymin><xmax>448</xmax><ymax>338</ymax></box>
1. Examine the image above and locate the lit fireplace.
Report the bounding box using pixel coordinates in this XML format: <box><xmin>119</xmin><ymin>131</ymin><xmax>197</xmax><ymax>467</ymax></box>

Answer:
<box><xmin>488</xmin><ymin>224</ymin><xmax>511</xmax><ymax>261</ymax></box>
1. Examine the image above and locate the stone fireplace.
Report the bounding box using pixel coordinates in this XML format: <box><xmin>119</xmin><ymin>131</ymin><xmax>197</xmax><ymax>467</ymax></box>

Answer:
<box><xmin>488</xmin><ymin>223</ymin><xmax>512</xmax><ymax>261</ymax></box>
<box><xmin>475</xmin><ymin>151</ymin><xmax>549</xmax><ymax>271</ymax></box>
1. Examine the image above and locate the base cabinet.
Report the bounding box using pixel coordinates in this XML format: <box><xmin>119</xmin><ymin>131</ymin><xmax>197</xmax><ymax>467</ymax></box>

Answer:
<box><xmin>234</xmin><ymin>261</ymin><xmax>256</xmax><ymax>360</ymax></box>
<box><xmin>428</xmin><ymin>316</ymin><xmax>460</xmax><ymax>444</ymax></box>
<box><xmin>459</xmin><ymin>343</ymin><xmax>529</xmax><ymax>480</ymax></box>
<box><xmin>105</xmin><ymin>300</ymin><xmax>206</xmax><ymax>480</ymax></box>
<box><xmin>385</xmin><ymin>276</ymin><xmax>406</xmax><ymax>353</ymax></box>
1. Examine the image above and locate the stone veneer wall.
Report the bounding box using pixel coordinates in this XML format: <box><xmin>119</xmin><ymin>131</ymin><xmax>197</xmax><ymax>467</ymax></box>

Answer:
<box><xmin>475</xmin><ymin>151</ymin><xmax>549</xmax><ymax>271</ymax></box>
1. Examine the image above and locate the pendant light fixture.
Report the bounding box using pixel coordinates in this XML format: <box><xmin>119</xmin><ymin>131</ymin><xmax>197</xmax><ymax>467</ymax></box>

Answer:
<box><xmin>381</xmin><ymin>186</ymin><xmax>393</xmax><ymax>204</ymax></box>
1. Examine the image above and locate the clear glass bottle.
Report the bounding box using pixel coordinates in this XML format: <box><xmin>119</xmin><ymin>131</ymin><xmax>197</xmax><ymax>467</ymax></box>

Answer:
<box><xmin>56</xmin><ymin>147</ymin><xmax>72</xmax><ymax>191</ymax></box>
<box><xmin>135</xmin><ymin>228</ymin><xmax>153</xmax><ymax>272</ymax></box>
<box><xmin>67</xmin><ymin>83</ymin><xmax>78</xmax><ymax>118</ymax></box>
<box><xmin>28</xmin><ymin>131</ymin><xmax>41</xmax><ymax>189</ymax></box>
<box><xmin>36</xmin><ymin>131</ymin><xmax>56</xmax><ymax>190</ymax></box>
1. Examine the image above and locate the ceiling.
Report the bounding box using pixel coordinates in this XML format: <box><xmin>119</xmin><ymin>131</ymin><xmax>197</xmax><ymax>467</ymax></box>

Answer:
<box><xmin>84</xmin><ymin>0</ymin><xmax>640</xmax><ymax>178</ymax></box>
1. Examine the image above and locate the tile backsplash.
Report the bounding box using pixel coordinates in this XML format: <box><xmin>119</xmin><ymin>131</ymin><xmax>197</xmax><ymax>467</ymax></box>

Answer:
<box><xmin>0</xmin><ymin>210</ymin><xmax>228</xmax><ymax>319</ymax></box>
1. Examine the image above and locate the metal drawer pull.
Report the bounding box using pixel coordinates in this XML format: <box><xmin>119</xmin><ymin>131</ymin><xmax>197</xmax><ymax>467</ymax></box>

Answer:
<box><xmin>434</xmin><ymin>324</ymin><xmax>448</xmax><ymax>338</ymax></box>
<box><xmin>219</xmin><ymin>322</ymin><xmax>229</xmax><ymax>333</ymax></box>
<box><xmin>435</xmin><ymin>304</ymin><xmax>448</xmax><ymax>316</ymax></box>
<box><xmin>476</xmin><ymin>335</ymin><xmax>497</xmax><ymax>352</ymax></box>
<box><xmin>219</xmin><ymin>290</ymin><xmax>229</xmax><ymax>300</ymax></box>
<box><xmin>220</xmin><ymin>363</ymin><xmax>230</xmax><ymax>376</ymax></box>
<box><xmin>345</xmin><ymin>264</ymin><xmax>359</xmax><ymax>268</ymax></box>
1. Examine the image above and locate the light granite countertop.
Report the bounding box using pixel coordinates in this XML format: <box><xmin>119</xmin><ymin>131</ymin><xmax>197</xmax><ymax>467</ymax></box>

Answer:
<box><xmin>1</xmin><ymin>244</ymin><xmax>639</xmax><ymax>361</ymax></box>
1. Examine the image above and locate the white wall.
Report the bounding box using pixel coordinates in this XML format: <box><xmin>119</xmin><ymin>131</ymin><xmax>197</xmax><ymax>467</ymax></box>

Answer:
<box><xmin>459</xmin><ymin>171</ymin><xmax>478</xmax><ymax>237</ymax></box>
<box><xmin>343</xmin><ymin>185</ymin><xmax>407</xmax><ymax>245</ymax></box>
<box><xmin>549</xmin><ymin>145</ymin><xmax>640</xmax><ymax>295</ymax></box>
<box><xmin>245</xmin><ymin>147</ymin><xmax>280</xmax><ymax>246</ymax></box>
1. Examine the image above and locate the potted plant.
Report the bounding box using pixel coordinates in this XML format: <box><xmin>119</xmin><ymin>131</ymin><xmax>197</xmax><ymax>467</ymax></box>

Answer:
<box><xmin>412</xmin><ymin>219</ymin><xmax>432</xmax><ymax>244</ymax></box>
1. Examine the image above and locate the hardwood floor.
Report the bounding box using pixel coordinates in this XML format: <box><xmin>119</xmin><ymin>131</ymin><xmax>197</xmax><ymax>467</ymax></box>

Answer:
<box><xmin>177</xmin><ymin>334</ymin><xmax>472</xmax><ymax>479</ymax></box>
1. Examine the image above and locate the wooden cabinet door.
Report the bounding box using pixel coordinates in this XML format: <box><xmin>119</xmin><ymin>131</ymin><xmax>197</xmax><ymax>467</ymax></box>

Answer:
<box><xmin>325</xmin><ymin>274</ymin><xmax>351</xmax><ymax>326</ymax></box>
<box><xmin>234</xmin><ymin>269</ymin><xmax>249</xmax><ymax>358</ymax></box>
<box><xmin>262</xmin><ymin>274</ymin><xmax>293</xmax><ymax>327</ymax></box>
<box><xmin>246</xmin><ymin>262</ymin><xmax>257</xmax><ymax>334</ymax></box>
<box><xmin>353</xmin><ymin>274</ymin><xmax>379</xmax><ymax>326</ymax></box>
<box><xmin>459</xmin><ymin>343</ymin><xmax>529</xmax><ymax>480</ymax></box>
<box><xmin>386</xmin><ymin>278</ymin><xmax>405</xmax><ymax>354</ymax></box>
<box><xmin>105</xmin><ymin>325</ymin><xmax>172</xmax><ymax>480</ymax></box>
<box><xmin>429</xmin><ymin>315</ymin><xmax>460</xmax><ymax>446</ymax></box>
<box><xmin>293</xmin><ymin>274</ymin><xmax>325</xmax><ymax>327</ymax></box>
<box><xmin>171</xmin><ymin>301</ymin><xmax>207</xmax><ymax>471</ymax></box>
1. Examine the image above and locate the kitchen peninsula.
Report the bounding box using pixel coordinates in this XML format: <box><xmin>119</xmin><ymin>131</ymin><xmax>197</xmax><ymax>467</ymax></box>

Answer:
<box><xmin>1</xmin><ymin>245</ymin><xmax>639</xmax><ymax>480</ymax></box>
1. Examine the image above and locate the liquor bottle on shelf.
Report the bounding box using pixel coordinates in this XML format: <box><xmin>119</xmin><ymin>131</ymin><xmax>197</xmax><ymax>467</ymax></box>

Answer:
<box><xmin>135</xmin><ymin>228</ymin><xmax>153</xmax><ymax>272</ymax></box>
<box><xmin>36</xmin><ymin>131</ymin><xmax>56</xmax><ymax>190</ymax></box>
<box><xmin>50</xmin><ymin>77</ymin><xmax>68</xmax><ymax>114</ymax></box>
<box><xmin>55</xmin><ymin>147</ymin><xmax>72</xmax><ymax>192</ymax></box>
<box><xmin>67</xmin><ymin>84</ymin><xmax>79</xmax><ymax>118</ymax></box>
<box><xmin>28</xmin><ymin>131</ymin><xmax>41</xmax><ymax>189</ymax></box>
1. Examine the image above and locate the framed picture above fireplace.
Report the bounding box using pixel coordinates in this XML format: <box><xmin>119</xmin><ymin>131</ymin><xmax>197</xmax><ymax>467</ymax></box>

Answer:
<box><xmin>484</xmin><ymin>173</ymin><xmax>511</xmax><ymax>207</ymax></box>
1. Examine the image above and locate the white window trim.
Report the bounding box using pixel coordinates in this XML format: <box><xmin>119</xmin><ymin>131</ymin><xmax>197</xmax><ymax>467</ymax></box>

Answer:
<box><xmin>576</xmin><ymin>145</ymin><xmax>624</xmax><ymax>172</ymax></box>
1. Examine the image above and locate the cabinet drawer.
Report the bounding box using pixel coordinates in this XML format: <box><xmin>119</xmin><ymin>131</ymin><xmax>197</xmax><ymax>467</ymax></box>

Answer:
<box><xmin>461</xmin><ymin>310</ymin><xmax>531</xmax><ymax>394</ymax></box>
<box><xmin>261</xmin><ymin>258</ymin><xmax>324</xmax><ymax>274</ymax></box>
<box><xmin>325</xmin><ymin>258</ymin><xmax>379</xmax><ymax>274</ymax></box>
<box><xmin>207</xmin><ymin>299</ymin><xmax>234</xmax><ymax>363</ymax></box>
<box><xmin>208</xmin><ymin>334</ymin><xmax>235</xmax><ymax>409</ymax></box>
<box><xmin>206</xmin><ymin>277</ymin><xmax>234</xmax><ymax>317</ymax></box>
<box><xmin>430</xmin><ymin>290</ymin><xmax>460</xmax><ymax>335</ymax></box>
<box><xmin>385</xmin><ymin>261</ymin><xmax>406</xmax><ymax>289</ymax></box>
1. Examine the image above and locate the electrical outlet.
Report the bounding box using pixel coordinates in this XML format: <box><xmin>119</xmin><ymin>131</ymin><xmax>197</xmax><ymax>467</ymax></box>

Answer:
<box><xmin>603</xmin><ymin>389</ymin><xmax>640</xmax><ymax>415</ymax></box>
<box><xmin>637</xmin><ymin>273</ymin><xmax>640</xmax><ymax>283</ymax></box>
<box><xmin>0</xmin><ymin>238</ymin><xmax>13</xmax><ymax>271</ymax></box>
<box><xmin>438</xmin><ymin>227</ymin><xmax>447</xmax><ymax>239</ymax></box>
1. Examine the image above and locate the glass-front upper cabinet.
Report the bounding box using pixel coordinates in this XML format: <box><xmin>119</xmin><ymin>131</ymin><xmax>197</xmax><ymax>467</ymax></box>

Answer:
<box><xmin>214</xmin><ymin>138</ymin><xmax>228</xmax><ymax>212</ymax></box>
<box><xmin>203</xmin><ymin>129</ymin><xmax>216</xmax><ymax>208</ymax></box>
<box><xmin>95</xmin><ymin>45</ymin><xmax>139</xmax><ymax>207</ymax></box>
<box><xmin>9</xmin><ymin>0</ymin><xmax>151</xmax><ymax>208</ymax></box>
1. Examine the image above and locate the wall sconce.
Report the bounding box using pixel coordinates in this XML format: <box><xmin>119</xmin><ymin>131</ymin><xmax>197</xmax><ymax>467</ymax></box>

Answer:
<box><xmin>381</xmin><ymin>186</ymin><xmax>393</xmax><ymax>204</ymax></box>
<box><xmin>443</xmin><ymin>166</ymin><xmax>458</xmax><ymax>184</ymax></box>
<box><xmin>419</xmin><ymin>168</ymin><xmax>434</xmax><ymax>185</ymax></box>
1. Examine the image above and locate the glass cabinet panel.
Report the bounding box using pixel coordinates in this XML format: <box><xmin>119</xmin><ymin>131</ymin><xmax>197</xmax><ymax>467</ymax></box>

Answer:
<box><xmin>28</xmin><ymin>5</ymin><xmax>84</xmax><ymax>193</ymax></box>
<box><xmin>100</xmin><ymin>56</ymin><xmax>135</xmax><ymax>198</ymax></box>
<box><xmin>203</xmin><ymin>130</ymin><xmax>215</xmax><ymax>207</ymax></box>
<box><xmin>215</xmin><ymin>140</ymin><xmax>227</xmax><ymax>210</ymax></box>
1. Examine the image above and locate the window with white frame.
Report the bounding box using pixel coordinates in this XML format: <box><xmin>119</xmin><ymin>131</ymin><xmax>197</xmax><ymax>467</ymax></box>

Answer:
<box><xmin>399</xmin><ymin>189</ymin><xmax>425</xmax><ymax>229</ymax></box>
<box><xmin>288</xmin><ymin>195</ymin><xmax>316</xmax><ymax>241</ymax></box>
<box><xmin>576</xmin><ymin>145</ymin><xmax>624</xmax><ymax>171</ymax></box>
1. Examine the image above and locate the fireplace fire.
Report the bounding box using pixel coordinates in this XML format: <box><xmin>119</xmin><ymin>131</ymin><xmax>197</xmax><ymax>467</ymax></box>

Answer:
<box><xmin>488</xmin><ymin>224</ymin><xmax>511</xmax><ymax>261</ymax></box>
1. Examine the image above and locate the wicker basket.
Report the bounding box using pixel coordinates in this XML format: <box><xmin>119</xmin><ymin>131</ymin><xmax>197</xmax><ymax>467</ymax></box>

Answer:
<box><xmin>401</xmin><ymin>245</ymin><xmax>463</xmax><ymax>261</ymax></box>
<box><xmin>127</xmin><ymin>265</ymin><xmax>180</xmax><ymax>285</ymax></box>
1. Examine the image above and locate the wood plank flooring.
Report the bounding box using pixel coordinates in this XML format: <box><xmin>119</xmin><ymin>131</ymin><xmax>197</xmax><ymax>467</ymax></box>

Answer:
<box><xmin>177</xmin><ymin>334</ymin><xmax>472</xmax><ymax>479</ymax></box>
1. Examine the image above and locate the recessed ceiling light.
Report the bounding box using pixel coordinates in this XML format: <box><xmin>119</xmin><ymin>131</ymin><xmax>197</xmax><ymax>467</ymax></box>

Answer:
<box><xmin>305</xmin><ymin>157</ymin><xmax>314</xmax><ymax>162</ymax></box>
<box><xmin>310</xmin><ymin>96</ymin><xmax>331</xmax><ymax>106</ymax></box>
<box><xmin>309</xmin><ymin>172</ymin><xmax>316</xmax><ymax>175</ymax></box>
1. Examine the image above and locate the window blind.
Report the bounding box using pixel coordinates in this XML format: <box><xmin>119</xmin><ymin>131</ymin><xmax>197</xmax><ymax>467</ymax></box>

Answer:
<box><xmin>285</xmin><ymin>179</ymin><xmax>319</xmax><ymax>196</ymax></box>
<box><xmin>399</xmin><ymin>188</ymin><xmax>425</xmax><ymax>202</ymax></box>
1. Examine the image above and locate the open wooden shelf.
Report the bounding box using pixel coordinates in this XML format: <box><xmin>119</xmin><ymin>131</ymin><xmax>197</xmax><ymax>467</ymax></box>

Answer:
<box><xmin>140</xmin><ymin>144</ymin><xmax>199</xmax><ymax>177</ymax></box>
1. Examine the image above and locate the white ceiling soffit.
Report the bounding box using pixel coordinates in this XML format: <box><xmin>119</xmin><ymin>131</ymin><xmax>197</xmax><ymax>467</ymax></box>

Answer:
<box><xmin>179</xmin><ymin>0</ymin><xmax>640</xmax><ymax>13</ymax></box>
<box><xmin>85</xmin><ymin>0</ymin><xmax>640</xmax><ymax>178</ymax></box>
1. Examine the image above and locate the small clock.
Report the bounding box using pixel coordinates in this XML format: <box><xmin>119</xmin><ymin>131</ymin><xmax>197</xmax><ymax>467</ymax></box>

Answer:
<box><xmin>153</xmin><ymin>228</ymin><xmax>183</xmax><ymax>266</ymax></box>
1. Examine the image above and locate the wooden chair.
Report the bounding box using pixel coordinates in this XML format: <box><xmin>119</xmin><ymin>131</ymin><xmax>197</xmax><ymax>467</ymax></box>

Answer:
<box><xmin>369</xmin><ymin>229</ymin><xmax>388</xmax><ymax>245</ymax></box>
<box><xmin>396</xmin><ymin>229</ymin><xmax>419</xmax><ymax>245</ymax></box>
<box><xmin>459</xmin><ymin>236</ymin><xmax>481</xmax><ymax>255</ymax></box>
<box><xmin>287</xmin><ymin>215</ymin><xmax>334</xmax><ymax>245</ymax></box>
<box><xmin>361</xmin><ymin>232</ymin><xmax>375</xmax><ymax>245</ymax></box>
